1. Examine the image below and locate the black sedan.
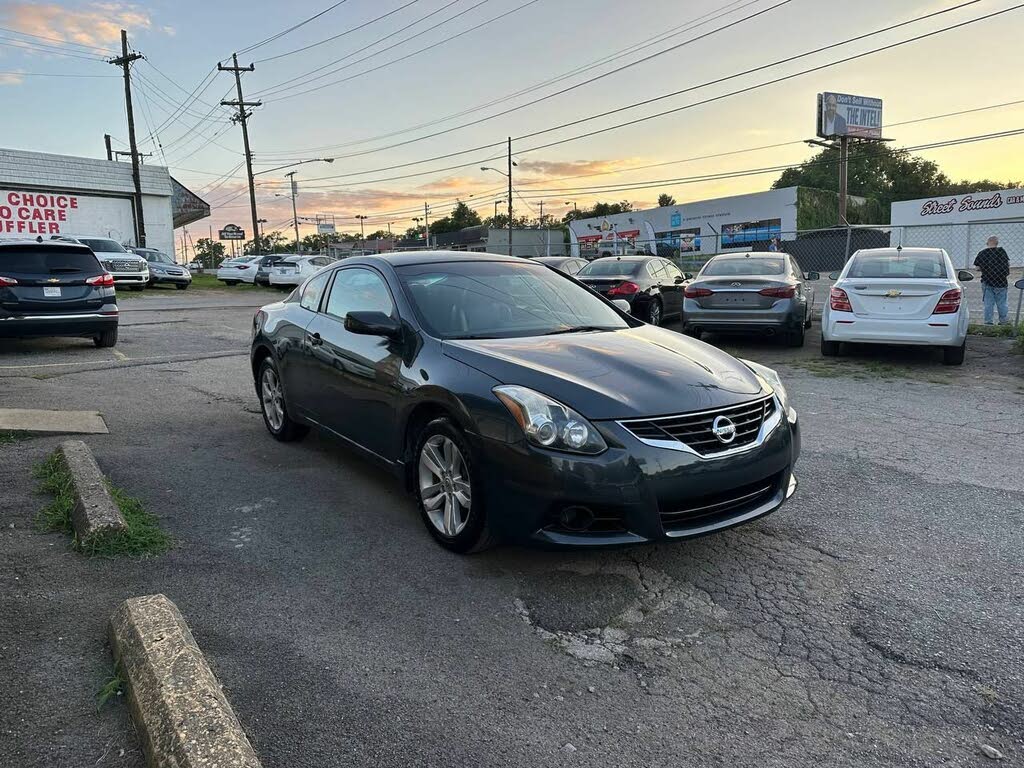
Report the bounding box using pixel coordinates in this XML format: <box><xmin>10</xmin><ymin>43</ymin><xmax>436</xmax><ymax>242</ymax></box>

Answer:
<box><xmin>0</xmin><ymin>238</ymin><xmax>118</xmax><ymax>346</ymax></box>
<box><xmin>576</xmin><ymin>256</ymin><xmax>688</xmax><ymax>326</ymax></box>
<box><xmin>533</xmin><ymin>256</ymin><xmax>589</xmax><ymax>275</ymax></box>
<box><xmin>250</xmin><ymin>252</ymin><xmax>800</xmax><ymax>553</ymax></box>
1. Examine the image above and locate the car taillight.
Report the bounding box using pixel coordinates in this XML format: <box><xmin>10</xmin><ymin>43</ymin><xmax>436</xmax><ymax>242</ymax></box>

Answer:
<box><xmin>0</xmin><ymin>275</ymin><xmax>18</xmax><ymax>287</ymax></box>
<box><xmin>607</xmin><ymin>281</ymin><xmax>639</xmax><ymax>296</ymax></box>
<box><xmin>758</xmin><ymin>286</ymin><xmax>797</xmax><ymax>299</ymax></box>
<box><xmin>829</xmin><ymin>287</ymin><xmax>852</xmax><ymax>312</ymax></box>
<box><xmin>86</xmin><ymin>273</ymin><xmax>115</xmax><ymax>287</ymax></box>
<box><xmin>684</xmin><ymin>286</ymin><xmax>713</xmax><ymax>298</ymax></box>
<box><xmin>237</xmin><ymin>265</ymin><xmax>250</xmax><ymax>270</ymax></box>
<box><xmin>933</xmin><ymin>288</ymin><xmax>962</xmax><ymax>314</ymax></box>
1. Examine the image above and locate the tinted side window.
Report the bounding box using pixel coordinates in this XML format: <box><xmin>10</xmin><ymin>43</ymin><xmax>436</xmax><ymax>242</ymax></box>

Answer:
<box><xmin>663</xmin><ymin>261</ymin><xmax>682</xmax><ymax>280</ymax></box>
<box><xmin>300</xmin><ymin>272</ymin><xmax>330</xmax><ymax>311</ymax></box>
<box><xmin>325</xmin><ymin>268</ymin><xmax>395</xmax><ymax>320</ymax></box>
<box><xmin>647</xmin><ymin>261</ymin><xmax>667</xmax><ymax>280</ymax></box>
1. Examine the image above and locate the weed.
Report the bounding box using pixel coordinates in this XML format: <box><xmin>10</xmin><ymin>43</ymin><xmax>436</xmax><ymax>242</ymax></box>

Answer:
<box><xmin>33</xmin><ymin>451</ymin><xmax>171</xmax><ymax>558</ymax></box>
<box><xmin>97</xmin><ymin>671</ymin><xmax>125</xmax><ymax>709</ymax></box>
<box><xmin>0</xmin><ymin>430</ymin><xmax>30</xmax><ymax>445</ymax></box>
<box><xmin>968</xmin><ymin>323</ymin><xmax>1015</xmax><ymax>338</ymax></box>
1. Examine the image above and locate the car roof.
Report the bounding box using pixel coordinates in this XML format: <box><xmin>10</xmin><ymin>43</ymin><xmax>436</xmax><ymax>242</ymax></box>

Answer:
<box><xmin>0</xmin><ymin>237</ymin><xmax>93</xmax><ymax>252</ymax></box>
<box><xmin>586</xmin><ymin>255</ymin><xmax>649</xmax><ymax>263</ymax></box>
<box><xmin>342</xmin><ymin>250</ymin><xmax>529</xmax><ymax>268</ymax></box>
<box><xmin>853</xmin><ymin>247</ymin><xmax>946</xmax><ymax>257</ymax></box>
<box><xmin>710</xmin><ymin>252</ymin><xmax>786</xmax><ymax>260</ymax></box>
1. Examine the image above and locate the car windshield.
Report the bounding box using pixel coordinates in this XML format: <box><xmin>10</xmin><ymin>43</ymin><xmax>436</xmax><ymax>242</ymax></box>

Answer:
<box><xmin>78</xmin><ymin>238</ymin><xmax>126</xmax><ymax>253</ymax></box>
<box><xmin>144</xmin><ymin>251</ymin><xmax>174</xmax><ymax>264</ymax></box>
<box><xmin>848</xmin><ymin>252</ymin><xmax>948</xmax><ymax>279</ymax></box>
<box><xmin>397</xmin><ymin>261</ymin><xmax>630</xmax><ymax>339</ymax></box>
<box><xmin>702</xmin><ymin>257</ymin><xmax>785</xmax><ymax>276</ymax></box>
<box><xmin>578</xmin><ymin>260</ymin><xmax>644</xmax><ymax>277</ymax></box>
<box><xmin>0</xmin><ymin>248</ymin><xmax>100</xmax><ymax>274</ymax></box>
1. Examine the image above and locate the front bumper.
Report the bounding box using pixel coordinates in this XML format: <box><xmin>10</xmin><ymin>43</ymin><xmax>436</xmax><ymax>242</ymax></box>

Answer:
<box><xmin>825</xmin><ymin>315</ymin><xmax>966</xmax><ymax>346</ymax></box>
<box><xmin>150</xmin><ymin>272</ymin><xmax>191</xmax><ymax>286</ymax></box>
<box><xmin>109</xmin><ymin>271</ymin><xmax>148</xmax><ymax>286</ymax></box>
<box><xmin>269</xmin><ymin>274</ymin><xmax>302</xmax><ymax>286</ymax></box>
<box><xmin>475</xmin><ymin>408</ymin><xmax>801</xmax><ymax>547</ymax></box>
<box><xmin>683</xmin><ymin>297</ymin><xmax>802</xmax><ymax>331</ymax></box>
<box><xmin>0</xmin><ymin>310</ymin><xmax>118</xmax><ymax>338</ymax></box>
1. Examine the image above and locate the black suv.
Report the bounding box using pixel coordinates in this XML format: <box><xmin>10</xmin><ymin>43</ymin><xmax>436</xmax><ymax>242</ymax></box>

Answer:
<box><xmin>0</xmin><ymin>238</ymin><xmax>119</xmax><ymax>347</ymax></box>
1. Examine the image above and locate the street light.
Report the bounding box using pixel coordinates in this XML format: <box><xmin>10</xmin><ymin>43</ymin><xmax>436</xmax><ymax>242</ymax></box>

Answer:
<box><xmin>481</xmin><ymin>163</ymin><xmax>517</xmax><ymax>257</ymax></box>
<box><xmin>494</xmin><ymin>199</ymin><xmax>505</xmax><ymax>219</ymax></box>
<box><xmin>252</xmin><ymin>157</ymin><xmax>335</xmax><ymax>176</ymax></box>
<box><xmin>355</xmin><ymin>214</ymin><xmax>368</xmax><ymax>251</ymax></box>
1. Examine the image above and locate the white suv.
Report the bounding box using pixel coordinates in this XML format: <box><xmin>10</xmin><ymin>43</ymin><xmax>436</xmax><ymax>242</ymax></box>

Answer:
<box><xmin>56</xmin><ymin>236</ymin><xmax>149</xmax><ymax>290</ymax></box>
<box><xmin>822</xmin><ymin>247</ymin><xmax>973</xmax><ymax>365</ymax></box>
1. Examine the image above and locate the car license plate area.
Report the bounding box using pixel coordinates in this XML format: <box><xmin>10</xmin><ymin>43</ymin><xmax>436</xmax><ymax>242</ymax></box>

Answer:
<box><xmin>43</xmin><ymin>286</ymin><xmax>62</xmax><ymax>297</ymax></box>
<box><xmin>709</xmin><ymin>292</ymin><xmax>759</xmax><ymax>307</ymax></box>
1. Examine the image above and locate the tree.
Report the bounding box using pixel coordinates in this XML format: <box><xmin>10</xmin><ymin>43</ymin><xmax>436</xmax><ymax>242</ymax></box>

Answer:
<box><xmin>562</xmin><ymin>200</ymin><xmax>633</xmax><ymax>224</ymax></box>
<box><xmin>403</xmin><ymin>226</ymin><xmax>426</xmax><ymax>240</ymax></box>
<box><xmin>366</xmin><ymin>229</ymin><xmax>392</xmax><ymax>240</ymax></box>
<box><xmin>657</xmin><ymin>193</ymin><xmax>677</xmax><ymax>207</ymax></box>
<box><xmin>483</xmin><ymin>213</ymin><xmax>532</xmax><ymax>229</ymax></box>
<box><xmin>773</xmin><ymin>144</ymin><xmax>1022</xmax><ymax>220</ymax></box>
<box><xmin>193</xmin><ymin>238</ymin><xmax>225</xmax><ymax>268</ymax></box>
<box><xmin>244</xmin><ymin>231</ymin><xmax>290</xmax><ymax>255</ymax></box>
<box><xmin>429</xmin><ymin>201</ymin><xmax>484</xmax><ymax>235</ymax></box>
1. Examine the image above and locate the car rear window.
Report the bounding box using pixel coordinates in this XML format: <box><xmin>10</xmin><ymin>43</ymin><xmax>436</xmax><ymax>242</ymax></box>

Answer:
<box><xmin>0</xmin><ymin>248</ymin><xmax>101</xmax><ymax>275</ymax></box>
<box><xmin>77</xmin><ymin>238</ymin><xmax>127</xmax><ymax>253</ymax></box>
<box><xmin>702</xmin><ymin>257</ymin><xmax>785</xmax><ymax>276</ymax></box>
<box><xmin>578</xmin><ymin>259</ymin><xmax>644</xmax><ymax>276</ymax></box>
<box><xmin>848</xmin><ymin>252</ymin><xmax>948</xmax><ymax>279</ymax></box>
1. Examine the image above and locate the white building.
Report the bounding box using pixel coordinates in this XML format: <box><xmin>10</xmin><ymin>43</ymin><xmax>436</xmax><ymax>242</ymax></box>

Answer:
<box><xmin>890</xmin><ymin>188</ymin><xmax>1024</xmax><ymax>267</ymax></box>
<box><xmin>568</xmin><ymin>188</ymin><xmax>800</xmax><ymax>258</ymax></box>
<box><xmin>0</xmin><ymin>147</ymin><xmax>209</xmax><ymax>258</ymax></box>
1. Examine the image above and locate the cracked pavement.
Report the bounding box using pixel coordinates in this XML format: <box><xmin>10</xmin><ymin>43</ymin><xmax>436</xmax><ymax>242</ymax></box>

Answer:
<box><xmin>1</xmin><ymin>289</ymin><xmax>1021</xmax><ymax>767</ymax></box>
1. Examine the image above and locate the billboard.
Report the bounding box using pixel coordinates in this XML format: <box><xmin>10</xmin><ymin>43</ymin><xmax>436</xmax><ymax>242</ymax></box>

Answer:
<box><xmin>655</xmin><ymin>227</ymin><xmax>701</xmax><ymax>254</ymax></box>
<box><xmin>817</xmin><ymin>92</ymin><xmax>883</xmax><ymax>139</ymax></box>
<box><xmin>721</xmin><ymin>219</ymin><xmax>782</xmax><ymax>248</ymax></box>
<box><xmin>0</xmin><ymin>189</ymin><xmax>132</xmax><ymax>238</ymax></box>
<box><xmin>317</xmin><ymin>222</ymin><xmax>336</xmax><ymax>234</ymax></box>
<box><xmin>218</xmin><ymin>224</ymin><xmax>245</xmax><ymax>241</ymax></box>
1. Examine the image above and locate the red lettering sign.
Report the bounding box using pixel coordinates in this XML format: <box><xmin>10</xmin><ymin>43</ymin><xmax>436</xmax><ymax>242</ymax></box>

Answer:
<box><xmin>0</xmin><ymin>190</ymin><xmax>80</xmax><ymax>235</ymax></box>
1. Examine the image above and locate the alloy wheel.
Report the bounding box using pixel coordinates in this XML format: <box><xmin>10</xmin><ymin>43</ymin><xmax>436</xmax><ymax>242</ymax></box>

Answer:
<box><xmin>418</xmin><ymin>435</ymin><xmax>471</xmax><ymax>536</ymax></box>
<box><xmin>649</xmin><ymin>302</ymin><xmax>662</xmax><ymax>326</ymax></box>
<box><xmin>261</xmin><ymin>367</ymin><xmax>285</xmax><ymax>431</ymax></box>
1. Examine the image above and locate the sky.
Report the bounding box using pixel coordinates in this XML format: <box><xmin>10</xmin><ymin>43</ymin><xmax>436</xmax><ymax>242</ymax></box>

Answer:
<box><xmin>1</xmin><ymin>0</ymin><xmax>1024</xmax><ymax>244</ymax></box>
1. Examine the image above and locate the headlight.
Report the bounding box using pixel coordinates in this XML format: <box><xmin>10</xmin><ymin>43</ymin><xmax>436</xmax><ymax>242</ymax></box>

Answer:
<box><xmin>493</xmin><ymin>385</ymin><xmax>607</xmax><ymax>455</ymax></box>
<box><xmin>741</xmin><ymin>359</ymin><xmax>794</xmax><ymax>421</ymax></box>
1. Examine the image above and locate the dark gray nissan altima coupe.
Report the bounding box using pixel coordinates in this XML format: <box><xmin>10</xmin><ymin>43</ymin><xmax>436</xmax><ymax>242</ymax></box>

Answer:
<box><xmin>250</xmin><ymin>251</ymin><xmax>800</xmax><ymax>553</ymax></box>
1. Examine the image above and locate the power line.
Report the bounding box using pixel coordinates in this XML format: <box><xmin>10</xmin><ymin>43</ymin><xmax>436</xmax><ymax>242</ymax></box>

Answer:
<box><xmin>0</xmin><ymin>25</ymin><xmax>116</xmax><ymax>55</ymax></box>
<box><xmin>0</xmin><ymin>70</ymin><xmax>118</xmax><ymax>78</ymax></box>
<box><xmin>0</xmin><ymin>36</ymin><xmax>110</xmax><ymax>61</ymax></box>
<box><xmin>288</xmin><ymin>0</ymin><xmax>1017</xmax><ymax>189</ymax></box>
<box><xmin>264</xmin><ymin>0</ymin><xmax>546</xmax><ymax>102</ymax></box>
<box><xmin>259</xmin><ymin>0</ymin><xmax>758</xmax><ymax>155</ymax></box>
<box><xmin>253</xmin><ymin>0</ymin><xmax>474</xmax><ymax>97</ymax></box>
<box><xmin>235</xmin><ymin>0</ymin><xmax>352</xmax><ymax>56</ymax></box>
<box><xmin>256</xmin><ymin>0</ymin><xmax>421</xmax><ymax>63</ymax></box>
<box><xmin>142</xmin><ymin>60</ymin><xmax>218</xmax><ymax>110</ymax></box>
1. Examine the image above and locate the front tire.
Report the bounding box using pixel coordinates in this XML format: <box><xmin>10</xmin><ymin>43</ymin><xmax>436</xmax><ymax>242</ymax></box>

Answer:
<box><xmin>683</xmin><ymin>326</ymin><xmax>702</xmax><ymax>340</ymax></box>
<box><xmin>257</xmin><ymin>358</ymin><xmax>308</xmax><ymax>442</ymax></box>
<box><xmin>176</xmin><ymin>283</ymin><xmax>188</xmax><ymax>290</ymax></box>
<box><xmin>414</xmin><ymin>418</ymin><xmax>494</xmax><ymax>554</ymax></box>
<box><xmin>94</xmin><ymin>328</ymin><xmax>118</xmax><ymax>348</ymax></box>
<box><xmin>942</xmin><ymin>341</ymin><xmax>966</xmax><ymax>366</ymax></box>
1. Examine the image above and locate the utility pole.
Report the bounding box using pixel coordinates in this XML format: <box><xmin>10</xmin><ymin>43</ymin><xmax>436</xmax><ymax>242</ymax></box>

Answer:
<box><xmin>507</xmin><ymin>136</ymin><xmax>513</xmax><ymax>257</ymax></box>
<box><xmin>109</xmin><ymin>30</ymin><xmax>146</xmax><ymax>246</ymax></box>
<box><xmin>104</xmin><ymin>134</ymin><xmax>113</xmax><ymax>161</ymax></box>
<box><xmin>355</xmin><ymin>215</ymin><xmax>368</xmax><ymax>252</ymax></box>
<box><xmin>424</xmin><ymin>202</ymin><xmax>431</xmax><ymax>248</ymax></box>
<box><xmin>838</xmin><ymin>135</ymin><xmax>849</xmax><ymax>224</ymax></box>
<box><xmin>218</xmin><ymin>54</ymin><xmax>262</xmax><ymax>255</ymax></box>
<box><xmin>285</xmin><ymin>171</ymin><xmax>300</xmax><ymax>253</ymax></box>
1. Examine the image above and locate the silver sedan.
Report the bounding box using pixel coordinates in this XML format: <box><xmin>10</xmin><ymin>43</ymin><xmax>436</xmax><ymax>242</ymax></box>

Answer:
<box><xmin>682</xmin><ymin>252</ymin><xmax>818</xmax><ymax>347</ymax></box>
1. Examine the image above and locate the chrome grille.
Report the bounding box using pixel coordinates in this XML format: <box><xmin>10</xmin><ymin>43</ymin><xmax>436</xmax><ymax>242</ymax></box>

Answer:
<box><xmin>620</xmin><ymin>396</ymin><xmax>775</xmax><ymax>456</ymax></box>
<box><xmin>103</xmin><ymin>259</ymin><xmax>145</xmax><ymax>272</ymax></box>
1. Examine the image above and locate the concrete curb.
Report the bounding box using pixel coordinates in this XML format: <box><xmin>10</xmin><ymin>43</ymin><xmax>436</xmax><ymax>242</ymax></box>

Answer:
<box><xmin>59</xmin><ymin>440</ymin><xmax>127</xmax><ymax>541</ymax></box>
<box><xmin>109</xmin><ymin>594</ymin><xmax>262</xmax><ymax>768</ymax></box>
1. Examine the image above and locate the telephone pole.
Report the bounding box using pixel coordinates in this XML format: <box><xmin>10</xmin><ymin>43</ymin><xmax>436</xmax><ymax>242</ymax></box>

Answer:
<box><xmin>507</xmin><ymin>136</ymin><xmax>513</xmax><ymax>257</ymax></box>
<box><xmin>424</xmin><ymin>202</ymin><xmax>431</xmax><ymax>248</ymax></box>
<box><xmin>285</xmin><ymin>171</ymin><xmax>300</xmax><ymax>253</ymax></box>
<box><xmin>109</xmin><ymin>30</ymin><xmax>146</xmax><ymax>247</ymax></box>
<box><xmin>218</xmin><ymin>54</ymin><xmax>262</xmax><ymax>255</ymax></box>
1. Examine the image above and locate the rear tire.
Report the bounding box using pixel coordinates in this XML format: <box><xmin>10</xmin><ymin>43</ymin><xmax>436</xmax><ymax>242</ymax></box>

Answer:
<box><xmin>821</xmin><ymin>336</ymin><xmax>840</xmax><ymax>357</ymax></box>
<box><xmin>942</xmin><ymin>341</ymin><xmax>966</xmax><ymax>366</ymax></box>
<box><xmin>787</xmin><ymin>323</ymin><xmax>806</xmax><ymax>347</ymax></box>
<box><xmin>646</xmin><ymin>299</ymin><xmax>663</xmax><ymax>327</ymax></box>
<box><xmin>683</xmin><ymin>326</ymin><xmax>702</xmax><ymax>340</ymax></box>
<box><xmin>94</xmin><ymin>328</ymin><xmax>118</xmax><ymax>348</ymax></box>
<box><xmin>257</xmin><ymin>358</ymin><xmax>309</xmax><ymax>442</ymax></box>
<box><xmin>223</xmin><ymin>280</ymin><xmax>239</xmax><ymax>286</ymax></box>
<box><xmin>414</xmin><ymin>417</ymin><xmax>495</xmax><ymax>554</ymax></box>
<box><xmin>130</xmin><ymin>285</ymin><xmax>144</xmax><ymax>292</ymax></box>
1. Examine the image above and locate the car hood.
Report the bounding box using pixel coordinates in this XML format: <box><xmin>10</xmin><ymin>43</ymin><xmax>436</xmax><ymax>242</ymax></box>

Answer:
<box><xmin>442</xmin><ymin>325</ymin><xmax>766</xmax><ymax>420</ymax></box>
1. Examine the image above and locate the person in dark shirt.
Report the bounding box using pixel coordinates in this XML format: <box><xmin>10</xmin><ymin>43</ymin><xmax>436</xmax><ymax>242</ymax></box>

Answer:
<box><xmin>974</xmin><ymin>236</ymin><xmax>1010</xmax><ymax>324</ymax></box>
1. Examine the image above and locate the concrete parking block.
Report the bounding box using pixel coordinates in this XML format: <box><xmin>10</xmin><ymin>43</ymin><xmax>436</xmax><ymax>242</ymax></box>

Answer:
<box><xmin>0</xmin><ymin>408</ymin><xmax>108</xmax><ymax>434</ymax></box>
<box><xmin>59</xmin><ymin>440</ymin><xmax>126</xmax><ymax>541</ymax></box>
<box><xmin>109</xmin><ymin>594</ymin><xmax>262</xmax><ymax>768</ymax></box>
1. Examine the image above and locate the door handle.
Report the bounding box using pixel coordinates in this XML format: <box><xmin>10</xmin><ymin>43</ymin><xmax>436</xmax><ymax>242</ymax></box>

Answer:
<box><xmin>308</xmin><ymin>332</ymin><xmax>323</xmax><ymax>347</ymax></box>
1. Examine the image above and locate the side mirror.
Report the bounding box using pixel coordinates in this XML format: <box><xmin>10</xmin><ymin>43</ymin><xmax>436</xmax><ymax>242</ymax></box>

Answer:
<box><xmin>612</xmin><ymin>299</ymin><xmax>632</xmax><ymax>314</ymax></box>
<box><xmin>828</xmin><ymin>271</ymin><xmax>841</xmax><ymax>280</ymax></box>
<box><xmin>674</xmin><ymin>275</ymin><xmax>685</xmax><ymax>284</ymax></box>
<box><xmin>957</xmin><ymin>270</ymin><xmax>974</xmax><ymax>282</ymax></box>
<box><xmin>1015</xmin><ymin>278</ymin><xmax>1024</xmax><ymax>290</ymax></box>
<box><xmin>806</xmin><ymin>271</ymin><xmax>820</xmax><ymax>281</ymax></box>
<box><xmin>345</xmin><ymin>311</ymin><xmax>402</xmax><ymax>339</ymax></box>
<box><xmin>683</xmin><ymin>272</ymin><xmax>694</xmax><ymax>280</ymax></box>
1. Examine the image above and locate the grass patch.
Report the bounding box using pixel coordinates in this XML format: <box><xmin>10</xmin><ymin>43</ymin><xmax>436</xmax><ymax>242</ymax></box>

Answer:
<box><xmin>788</xmin><ymin>358</ymin><xmax>952</xmax><ymax>385</ymax></box>
<box><xmin>969</xmin><ymin>323</ymin><xmax>1016</xmax><ymax>338</ymax></box>
<box><xmin>33</xmin><ymin>451</ymin><xmax>171</xmax><ymax>558</ymax></box>
<box><xmin>97</xmin><ymin>670</ymin><xmax>125</xmax><ymax>709</ymax></box>
<box><xmin>0</xmin><ymin>430</ymin><xmax>30</xmax><ymax>445</ymax></box>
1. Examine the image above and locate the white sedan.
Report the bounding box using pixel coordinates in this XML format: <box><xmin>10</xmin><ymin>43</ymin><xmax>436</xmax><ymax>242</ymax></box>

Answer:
<box><xmin>822</xmin><ymin>247</ymin><xmax>973</xmax><ymax>365</ymax></box>
<box><xmin>268</xmin><ymin>255</ymin><xmax>336</xmax><ymax>288</ymax></box>
<box><xmin>217</xmin><ymin>256</ymin><xmax>259</xmax><ymax>285</ymax></box>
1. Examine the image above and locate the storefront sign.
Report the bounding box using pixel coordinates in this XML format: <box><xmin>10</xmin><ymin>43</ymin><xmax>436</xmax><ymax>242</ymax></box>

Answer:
<box><xmin>0</xmin><ymin>190</ymin><xmax>81</xmax><ymax>235</ymax></box>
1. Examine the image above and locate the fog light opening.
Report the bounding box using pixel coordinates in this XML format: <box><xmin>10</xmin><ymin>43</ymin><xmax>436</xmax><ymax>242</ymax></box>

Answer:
<box><xmin>559</xmin><ymin>506</ymin><xmax>595</xmax><ymax>533</ymax></box>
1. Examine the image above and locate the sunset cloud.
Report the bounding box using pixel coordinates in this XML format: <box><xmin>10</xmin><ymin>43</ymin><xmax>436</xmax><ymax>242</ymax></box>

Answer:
<box><xmin>0</xmin><ymin>2</ymin><xmax>154</xmax><ymax>51</ymax></box>
<box><xmin>0</xmin><ymin>71</ymin><xmax>24</xmax><ymax>86</ymax></box>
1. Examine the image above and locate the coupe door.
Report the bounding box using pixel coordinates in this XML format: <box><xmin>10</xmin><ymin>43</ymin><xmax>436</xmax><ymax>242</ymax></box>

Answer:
<box><xmin>660</xmin><ymin>260</ymin><xmax>685</xmax><ymax>317</ymax></box>
<box><xmin>303</xmin><ymin>267</ymin><xmax>404</xmax><ymax>460</ymax></box>
<box><xmin>279</xmin><ymin>272</ymin><xmax>331</xmax><ymax>415</ymax></box>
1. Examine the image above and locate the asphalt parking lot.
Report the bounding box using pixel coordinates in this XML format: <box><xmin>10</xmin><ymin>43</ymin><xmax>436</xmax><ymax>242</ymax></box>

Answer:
<box><xmin>1</xmin><ymin>286</ymin><xmax>1022</xmax><ymax>768</ymax></box>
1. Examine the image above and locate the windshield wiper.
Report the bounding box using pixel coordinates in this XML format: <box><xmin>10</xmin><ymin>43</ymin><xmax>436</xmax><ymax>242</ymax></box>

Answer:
<box><xmin>541</xmin><ymin>325</ymin><xmax>619</xmax><ymax>336</ymax></box>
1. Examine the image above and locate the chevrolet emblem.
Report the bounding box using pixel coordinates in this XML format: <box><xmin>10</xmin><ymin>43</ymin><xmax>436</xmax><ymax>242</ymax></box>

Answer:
<box><xmin>47</xmin><ymin>278</ymin><xmax>60</xmax><ymax>283</ymax></box>
<box><xmin>885</xmin><ymin>289</ymin><xmax>902</xmax><ymax>298</ymax></box>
